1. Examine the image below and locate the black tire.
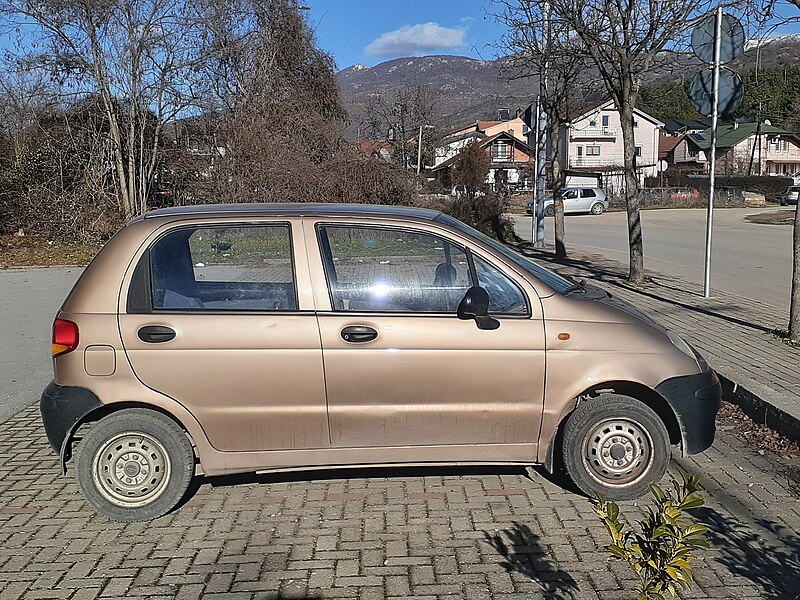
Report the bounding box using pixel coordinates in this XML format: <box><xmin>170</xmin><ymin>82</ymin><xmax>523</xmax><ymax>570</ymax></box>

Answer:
<box><xmin>590</xmin><ymin>202</ymin><xmax>605</xmax><ymax>215</ymax></box>
<box><xmin>75</xmin><ymin>409</ymin><xmax>195</xmax><ymax>521</ymax></box>
<box><xmin>561</xmin><ymin>394</ymin><xmax>670</xmax><ymax>501</ymax></box>
<box><xmin>544</xmin><ymin>204</ymin><xmax>555</xmax><ymax>217</ymax></box>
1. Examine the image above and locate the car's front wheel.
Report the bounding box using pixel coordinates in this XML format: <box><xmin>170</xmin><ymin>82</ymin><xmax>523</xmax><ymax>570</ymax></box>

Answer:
<box><xmin>76</xmin><ymin>409</ymin><xmax>195</xmax><ymax>521</ymax></box>
<box><xmin>561</xmin><ymin>394</ymin><xmax>670</xmax><ymax>500</ymax></box>
<box><xmin>590</xmin><ymin>202</ymin><xmax>605</xmax><ymax>215</ymax></box>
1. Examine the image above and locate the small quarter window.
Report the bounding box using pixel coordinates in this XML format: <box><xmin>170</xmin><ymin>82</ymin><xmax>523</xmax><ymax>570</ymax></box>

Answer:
<box><xmin>473</xmin><ymin>255</ymin><xmax>527</xmax><ymax>315</ymax></box>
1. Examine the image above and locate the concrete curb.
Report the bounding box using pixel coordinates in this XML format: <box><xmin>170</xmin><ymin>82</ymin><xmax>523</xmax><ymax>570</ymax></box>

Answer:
<box><xmin>720</xmin><ymin>374</ymin><xmax>800</xmax><ymax>445</ymax></box>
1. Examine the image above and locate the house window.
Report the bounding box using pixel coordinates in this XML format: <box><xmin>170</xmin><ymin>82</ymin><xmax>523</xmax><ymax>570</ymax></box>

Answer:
<box><xmin>782</xmin><ymin>140</ymin><xmax>789</xmax><ymax>152</ymax></box>
<box><xmin>688</xmin><ymin>147</ymin><xmax>698</xmax><ymax>158</ymax></box>
<box><xmin>586</xmin><ymin>145</ymin><xmax>601</xmax><ymax>156</ymax></box>
<box><xmin>635</xmin><ymin>145</ymin><xmax>643</xmax><ymax>158</ymax></box>
<box><xmin>589</xmin><ymin>119</ymin><xmax>597</xmax><ymax>127</ymax></box>
<box><xmin>602</xmin><ymin>115</ymin><xmax>609</xmax><ymax>127</ymax></box>
<box><xmin>633</xmin><ymin>119</ymin><xmax>640</xmax><ymax>128</ymax></box>
<box><xmin>492</xmin><ymin>141</ymin><xmax>510</xmax><ymax>160</ymax></box>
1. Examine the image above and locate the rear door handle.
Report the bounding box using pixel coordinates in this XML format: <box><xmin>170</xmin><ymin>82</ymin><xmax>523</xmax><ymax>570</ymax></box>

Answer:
<box><xmin>340</xmin><ymin>325</ymin><xmax>378</xmax><ymax>343</ymax></box>
<box><xmin>138</xmin><ymin>325</ymin><xmax>176</xmax><ymax>343</ymax></box>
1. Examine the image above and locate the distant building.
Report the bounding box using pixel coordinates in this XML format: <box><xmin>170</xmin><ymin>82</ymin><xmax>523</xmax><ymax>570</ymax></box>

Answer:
<box><xmin>661</xmin><ymin>119</ymin><xmax>711</xmax><ymax>136</ymax></box>
<box><xmin>659</xmin><ymin>134</ymin><xmax>706</xmax><ymax>174</ymax></box>
<box><xmin>557</xmin><ymin>100</ymin><xmax>664</xmax><ymax>192</ymax></box>
<box><xmin>690</xmin><ymin>122</ymin><xmax>800</xmax><ymax>176</ymax></box>
<box><xmin>432</xmin><ymin>131</ymin><xmax>534</xmax><ymax>193</ymax></box>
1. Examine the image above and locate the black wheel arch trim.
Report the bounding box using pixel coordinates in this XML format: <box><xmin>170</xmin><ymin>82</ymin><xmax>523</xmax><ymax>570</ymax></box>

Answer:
<box><xmin>40</xmin><ymin>381</ymin><xmax>104</xmax><ymax>475</ymax></box>
<box><xmin>654</xmin><ymin>369</ymin><xmax>721</xmax><ymax>456</ymax></box>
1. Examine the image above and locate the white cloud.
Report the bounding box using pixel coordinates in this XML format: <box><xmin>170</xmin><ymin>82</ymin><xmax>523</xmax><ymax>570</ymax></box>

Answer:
<box><xmin>364</xmin><ymin>22</ymin><xmax>467</xmax><ymax>58</ymax></box>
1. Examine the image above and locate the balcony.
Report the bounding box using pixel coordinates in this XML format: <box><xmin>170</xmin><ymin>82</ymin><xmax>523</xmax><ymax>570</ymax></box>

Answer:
<box><xmin>569</xmin><ymin>156</ymin><xmax>623</xmax><ymax>169</ymax></box>
<box><xmin>570</xmin><ymin>127</ymin><xmax>618</xmax><ymax>140</ymax></box>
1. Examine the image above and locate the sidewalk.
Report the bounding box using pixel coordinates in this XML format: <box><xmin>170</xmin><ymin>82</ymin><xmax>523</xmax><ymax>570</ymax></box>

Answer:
<box><xmin>524</xmin><ymin>244</ymin><xmax>800</xmax><ymax>443</ymax></box>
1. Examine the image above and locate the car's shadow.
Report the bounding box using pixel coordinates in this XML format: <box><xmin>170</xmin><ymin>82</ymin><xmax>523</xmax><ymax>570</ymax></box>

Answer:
<box><xmin>174</xmin><ymin>462</ymin><xmax>583</xmax><ymax>512</ymax></box>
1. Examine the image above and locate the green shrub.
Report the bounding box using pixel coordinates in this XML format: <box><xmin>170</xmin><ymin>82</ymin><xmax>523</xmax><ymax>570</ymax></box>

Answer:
<box><xmin>594</xmin><ymin>473</ymin><xmax>709</xmax><ymax>600</ymax></box>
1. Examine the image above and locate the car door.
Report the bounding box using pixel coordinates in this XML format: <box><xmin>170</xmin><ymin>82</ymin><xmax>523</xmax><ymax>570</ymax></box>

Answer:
<box><xmin>118</xmin><ymin>220</ymin><xmax>329</xmax><ymax>452</ymax></box>
<box><xmin>307</xmin><ymin>219</ymin><xmax>546</xmax><ymax>458</ymax></box>
<box><xmin>561</xmin><ymin>188</ymin><xmax>580</xmax><ymax>213</ymax></box>
<box><xmin>579</xmin><ymin>188</ymin><xmax>597</xmax><ymax>211</ymax></box>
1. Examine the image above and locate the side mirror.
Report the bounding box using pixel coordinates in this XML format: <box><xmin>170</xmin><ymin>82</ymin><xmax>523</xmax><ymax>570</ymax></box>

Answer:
<box><xmin>457</xmin><ymin>286</ymin><xmax>500</xmax><ymax>330</ymax></box>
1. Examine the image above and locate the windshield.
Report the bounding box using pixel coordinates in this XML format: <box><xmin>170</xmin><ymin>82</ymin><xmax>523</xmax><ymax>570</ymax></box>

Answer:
<box><xmin>435</xmin><ymin>214</ymin><xmax>575</xmax><ymax>294</ymax></box>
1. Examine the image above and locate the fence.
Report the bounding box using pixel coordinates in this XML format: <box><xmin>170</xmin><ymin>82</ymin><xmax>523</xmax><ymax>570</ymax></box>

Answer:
<box><xmin>607</xmin><ymin>187</ymin><xmax>746</xmax><ymax>210</ymax></box>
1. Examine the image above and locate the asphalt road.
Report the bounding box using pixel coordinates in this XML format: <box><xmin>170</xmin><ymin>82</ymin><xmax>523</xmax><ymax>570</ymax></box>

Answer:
<box><xmin>0</xmin><ymin>268</ymin><xmax>82</xmax><ymax>423</ymax></box>
<box><xmin>513</xmin><ymin>207</ymin><xmax>794</xmax><ymax>312</ymax></box>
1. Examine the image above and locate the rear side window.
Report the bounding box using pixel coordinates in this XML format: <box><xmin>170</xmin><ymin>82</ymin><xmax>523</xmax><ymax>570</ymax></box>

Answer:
<box><xmin>134</xmin><ymin>224</ymin><xmax>297</xmax><ymax>312</ymax></box>
<box><xmin>580</xmin><ymin>188</ymin><xmax>596</xmax><ymax>197</ymax></box>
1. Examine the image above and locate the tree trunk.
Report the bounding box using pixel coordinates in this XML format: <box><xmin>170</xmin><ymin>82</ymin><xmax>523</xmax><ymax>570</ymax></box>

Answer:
<box><xmin>790</xmin><ymin>199</ymin><xmax>800</xmax><ymax>342</ymax></box>
<box><xmin>619</xmin><ymin>103</ymin><xmax>645</xmax><ymax>283</ymax></box>
<box><xmin>549</xmin><ymin>121</ymin><xmax>566</xmax><ymax>258</ymax></box>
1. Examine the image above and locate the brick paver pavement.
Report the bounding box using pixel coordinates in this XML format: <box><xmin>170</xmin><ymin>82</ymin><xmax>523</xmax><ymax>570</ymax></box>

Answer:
<box><xmin>1</xmin><ymin>401</ymin><xmax>799</xmax><ymax>600</ymax></box>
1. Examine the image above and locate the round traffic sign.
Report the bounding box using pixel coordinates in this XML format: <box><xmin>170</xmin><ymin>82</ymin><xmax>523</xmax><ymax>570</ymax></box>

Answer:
<box><xmin>691</xmin><ymin>13</ymin><xmax>745</xmax><ymax>65</ymax></box>
<box><xmin>688</xmin><ymin>67</ymin><xmax>744</xmax><ymax>117</ymax></box>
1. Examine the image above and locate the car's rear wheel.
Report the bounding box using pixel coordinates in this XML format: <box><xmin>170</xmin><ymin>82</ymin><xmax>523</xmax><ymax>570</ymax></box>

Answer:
<box><xmin>561</xmin><ymin>394</ymin><xmax>670</xmax><ymax>500</ymax></box>
<box><xmin>76</xmin><ymin>409</ymin><xmax>195</xmax><ymax>521</ymax></box>
<box><xmin>544</xmin><ymin>205</ymin><xmax>555</xmax><ymax>217</ymax></box>
<box><xmin>590</xmin><ymin>202</ymin><xmax>605</xmax><ymax>215</ymax></box>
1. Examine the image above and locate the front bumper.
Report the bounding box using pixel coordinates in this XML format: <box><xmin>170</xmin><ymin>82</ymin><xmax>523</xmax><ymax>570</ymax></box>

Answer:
<box><xmin>40</xmin><ymin>381</ymin><xmax>103</xmax><ymax>470</ymax></box>
<box><xmin>655</xmin><ymin>369</ymin><xmax>722</xmax><ymax>456</ymax></box>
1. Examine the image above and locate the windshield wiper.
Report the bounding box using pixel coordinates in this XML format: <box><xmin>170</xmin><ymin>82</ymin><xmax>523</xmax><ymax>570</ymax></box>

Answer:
<box><xmin>563</xmin><ymin>280</ymin><xmax>587</xmax><ymax>296</ymax></box>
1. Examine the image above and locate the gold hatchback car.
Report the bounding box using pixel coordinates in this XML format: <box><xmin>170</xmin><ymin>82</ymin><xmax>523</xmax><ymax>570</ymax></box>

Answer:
<box><xmin>41</xmin><ymin>204</ymin><xmax>721</xmax><ymax>521</ymax></box>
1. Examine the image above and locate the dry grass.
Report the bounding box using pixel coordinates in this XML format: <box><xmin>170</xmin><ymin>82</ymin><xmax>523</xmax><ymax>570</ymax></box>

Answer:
<box><xmin>0</xmin><ymin>234</ymin><xmax>100</xmax><ymax>268</ymax></box>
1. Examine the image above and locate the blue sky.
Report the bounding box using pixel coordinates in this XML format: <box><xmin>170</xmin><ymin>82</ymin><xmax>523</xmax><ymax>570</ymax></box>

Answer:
<box><xmin>304</xmin><ymin>0</ymin><xmax>507</xmax><ymax>70</ymax></box>
<box><xmin>305</xmin><ymin>1</ymin><xmax>800</xmax><ymax>72</ymax></box>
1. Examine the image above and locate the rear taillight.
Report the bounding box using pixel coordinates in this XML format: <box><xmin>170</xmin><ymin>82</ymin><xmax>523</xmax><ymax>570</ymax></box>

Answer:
<box><xmin>52</xmin><ymin>319</ymin><xmax>79</xmax><ymax>357</ymax></box>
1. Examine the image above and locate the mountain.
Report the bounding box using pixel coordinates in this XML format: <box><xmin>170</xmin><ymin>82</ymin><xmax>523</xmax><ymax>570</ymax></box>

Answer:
<box><xmin>337</xmin><ymin>55</ymin><xmax>536</xmax><ymax>136</ymax></box>
<box><xmin>336</xmin><ymin>37</ymin><xmax>800</xmax><ymax>139</ymax></box>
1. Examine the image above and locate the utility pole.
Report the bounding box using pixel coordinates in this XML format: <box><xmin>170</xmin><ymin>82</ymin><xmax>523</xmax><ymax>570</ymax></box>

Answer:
<box><xmin>416</xmin><ymin>125</ymin><xmax>424</xmax><ymax>175</ymax></box>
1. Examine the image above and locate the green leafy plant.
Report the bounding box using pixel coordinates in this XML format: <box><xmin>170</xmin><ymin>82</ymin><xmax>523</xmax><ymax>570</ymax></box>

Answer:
<box><xmin>594</xmin><ymin>473</ymin><xmax>709</xmax><ymax>600</ymax></box>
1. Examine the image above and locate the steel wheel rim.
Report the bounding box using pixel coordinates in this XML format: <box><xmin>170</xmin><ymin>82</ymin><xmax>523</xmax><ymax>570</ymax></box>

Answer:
<box><xmin>92</xmin><ymin>432</ymin><xmax>171</xmax><ymax>508</ymax></box>
<box><xmin>582</xmin><ymin>418</ymin><xmax>654</xmax><ymax>487</ymax></box>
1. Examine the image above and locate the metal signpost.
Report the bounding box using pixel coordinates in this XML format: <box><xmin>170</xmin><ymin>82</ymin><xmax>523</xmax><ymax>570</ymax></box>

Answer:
<box><xmin>523</xmin><ymin>99</ymin><xmax>546</xmax><ymax>248</ymax></box>
<box><xmin>689</xmin><ymin>8</ymin><xmax>744</xmax><ymax>298</ymax></box>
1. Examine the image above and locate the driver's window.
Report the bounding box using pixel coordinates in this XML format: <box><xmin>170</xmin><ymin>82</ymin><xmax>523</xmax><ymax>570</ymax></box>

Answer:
<box><xmin>473</xmin><ymin>255</ymin><xmax>528</xmax><ymax>314</ymax></box>
<box><xmin>320</xmin><ymin>226</ymin><xmax>470</xmax><ymax>313</ymax></box>
<box><xmin>563</xmin><ymin>189</ymin><xmax>578</xmax><ymax>199</ymax></box>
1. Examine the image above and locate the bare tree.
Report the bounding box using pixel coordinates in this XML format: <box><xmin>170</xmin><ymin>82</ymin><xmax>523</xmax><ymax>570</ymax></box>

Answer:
<box><xmin>502</xmin><ymin>0</ymin><xmax>763</xmax><ymax>282</ymax></box>
<box><xmin>0</xmin><ymin>0</ymin><xmax>205</xmax><ymax>219</ymax></box>
<box><xmin>167</xmin><ymin>0</ymin><xmax>416</xmax><ymax>207</ymax></box>
<box><xmin>363</xmin><ymin>83</ymin><xmax>439</xmax><ymax>171</ymax></box>
<box><xmin>495</xmin><ymin>0</ymin><xmax>594</xmax><ymax>258</ymax></box>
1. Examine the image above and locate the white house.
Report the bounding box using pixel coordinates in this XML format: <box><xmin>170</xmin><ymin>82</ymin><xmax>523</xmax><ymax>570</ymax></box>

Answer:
<box><xmin>557</xmin><ymin>100</ymin><xmax>664</xmax><ymax>192</ymax></box>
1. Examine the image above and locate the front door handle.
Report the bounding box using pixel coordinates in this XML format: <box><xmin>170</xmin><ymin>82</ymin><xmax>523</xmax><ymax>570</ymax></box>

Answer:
<box><xmin>138</xmin><ymin>325</ymin><xmax>176</xmax><ymax>343</ymax></box>
<box><xmin>341</xmin><ymin>325</ymin><xmax>378</xmax><ymax>343</ymax></box>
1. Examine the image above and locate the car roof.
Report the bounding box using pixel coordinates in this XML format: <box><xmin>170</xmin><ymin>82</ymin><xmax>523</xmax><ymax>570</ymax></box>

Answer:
<box><xmin>137</xmin><ymin>203</ymin><xmax>443</xmax><ymax>222</ymax></box>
